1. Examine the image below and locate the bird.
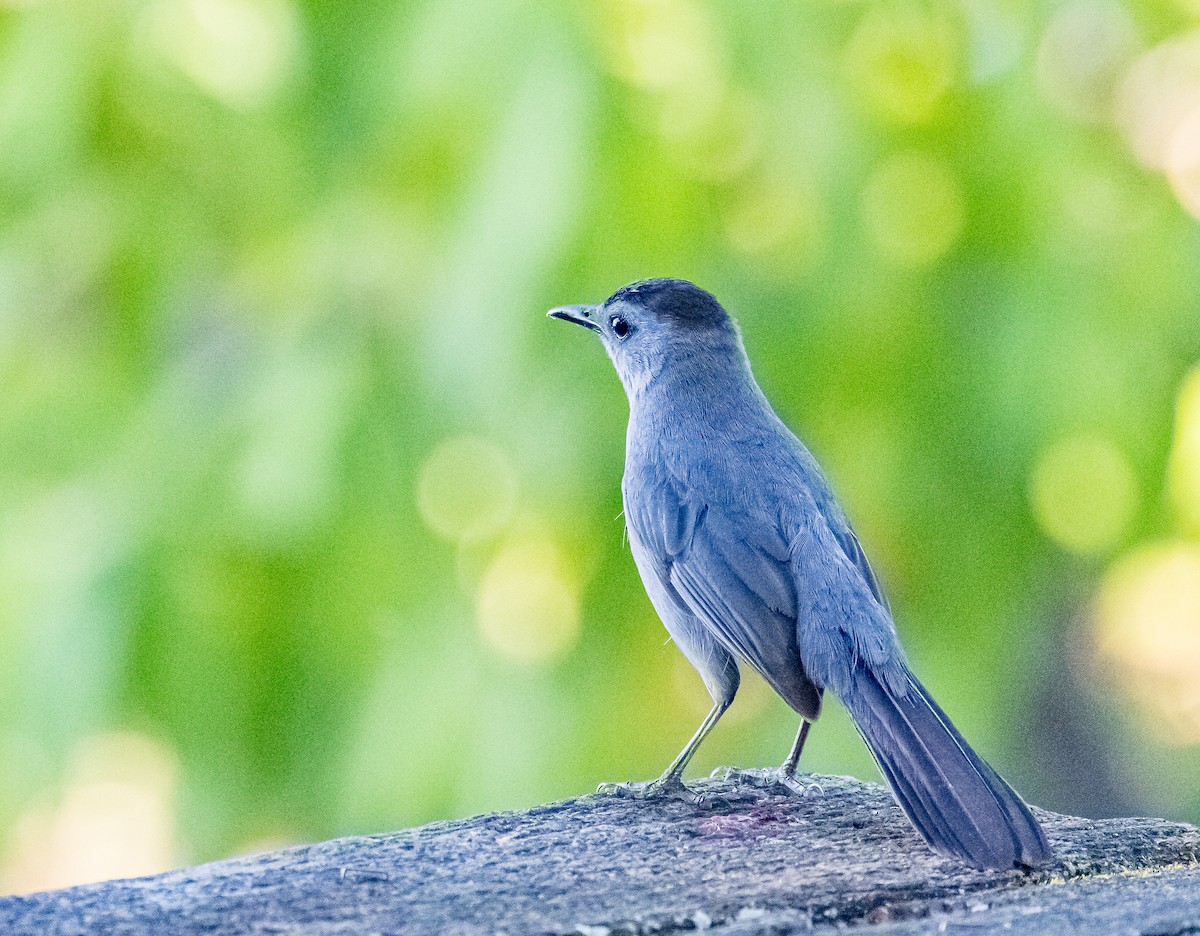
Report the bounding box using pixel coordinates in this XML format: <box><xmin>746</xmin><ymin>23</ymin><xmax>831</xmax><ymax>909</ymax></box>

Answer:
<box><xmin>547</xmin><ymin>277</ymin><xmax>1052</xmax><ymax>871</ymax></box>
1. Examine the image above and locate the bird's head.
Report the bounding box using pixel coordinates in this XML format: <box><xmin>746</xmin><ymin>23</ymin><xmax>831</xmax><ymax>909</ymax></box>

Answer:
<box><xmin>547</xmin><ymin>278</ymin><xmax>740</xmax><ymax>399</ymax></box>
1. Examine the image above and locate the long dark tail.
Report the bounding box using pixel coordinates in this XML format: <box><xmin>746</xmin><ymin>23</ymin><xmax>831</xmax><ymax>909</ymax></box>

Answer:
<box><xmin>842</xmin><ymin>663</ymin><xmax>1052</xmax><ymax>870</ymax></box>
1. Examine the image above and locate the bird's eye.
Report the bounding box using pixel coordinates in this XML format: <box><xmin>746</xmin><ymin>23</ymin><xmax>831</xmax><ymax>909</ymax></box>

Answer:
<box><xmin>609</xmin><ymin>315</ymin><xmax>630</xmax><ymax>339</ymax></box>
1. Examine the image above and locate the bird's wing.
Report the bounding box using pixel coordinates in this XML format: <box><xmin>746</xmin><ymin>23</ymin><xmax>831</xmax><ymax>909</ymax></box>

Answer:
<box><xmin>781</xmin><ymin>437</ymin><xmax>892</xmax><ymax>615</ymax></box>
<box><xmin>785</xmin><ymin>514</ymin><xmax>907</xmax><ymax>698</ymax></box>
<box><xmin>626</xmin><ymin>467</ymin><xmax>823</xmax><ymax>720</ymax></box>
<box><xmin>830</xmin><ymin>523</ymin><xmax>891</xmax><ymax>615</ymax></box>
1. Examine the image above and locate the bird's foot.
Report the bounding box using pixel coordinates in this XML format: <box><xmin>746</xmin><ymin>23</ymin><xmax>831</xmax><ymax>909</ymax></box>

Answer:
<box><xmin>710</xmin><ymin>766</ymin><xmax>825</xmax><ymax>798</ymax></box>
<box><xmin>596</xmin><ymin>775</ymin><xmax>728</xmax><ymax>809</ymax></box>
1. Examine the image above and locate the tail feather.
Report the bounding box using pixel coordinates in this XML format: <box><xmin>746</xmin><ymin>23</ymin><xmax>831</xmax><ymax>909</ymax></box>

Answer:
<box><xmin>908</xmin><ymin>673</ymin><xmax>1051</xmax><ymax>862</ymax></box>
<box><xmin>843</xmin><ymin>664</ymin><xmax>1052</xmax><ymax>870</ymax></box>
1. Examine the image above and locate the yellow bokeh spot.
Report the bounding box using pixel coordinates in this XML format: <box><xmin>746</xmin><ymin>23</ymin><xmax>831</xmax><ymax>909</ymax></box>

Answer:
<box><xmin>1061</xmin><ymin>169</ymin><xmax>1148</xmax><ymax>241</ymax></box>
<box><xmin>1117</xmin><ymin>31</ymin><xmax>1200</xmax><ymax>170</ymax></box>
<box><xmin>1095</xmin><ymin>542</ymin><xmax>1200</xmax><ymax>743</ymax></box>
<box><xmin>1035</xmin><ymin>1</ymin><xmax>1136</xmax><ymax>123</ymax></box>
<box><xmin>844</xmin><ymin>5</ymin><xmax>958</xmax><ymax>124</ymax></box>
<box><xmin>597</xmin><ymin>0</ymin><xmax>761</xmax><ymax>182</ymax></box>
<box><xmin>725</xmin><ymin>173</ymin><xmax>823</xmax><ymax>272</ymax></box>
<box><xmin>861</xmin><ymin>151</ymin><xmax>964</xmax><ymax>268</ymax></box>
<box><xmin>602</xmin><ymin>0</ymin><xmax>722</xmax><ymax>92</ymax></box>
<box><xmin>1030</xmin><ymin>434</ymin><xmax>1137</xmax><ymax>555</ymax></box>
<box><xmin>142</xmin><ymin>0</ymin><xmax>299</xmax><ymax>109</ymax></box>
<box><xmin>1</xmin><ymin>733</ymin><xmax>180</xmax><ymax>895</ymax></box>
<box><xmin>1166</xmin><ymin>105</ymin><xmax>1200</xmax><ymax>219</ymax></box>
<box><xmin>1169</xmin><ymin>367</ymin><xmax>1200</xmax><ymax>533</ymax></box>
<box><xmin>416</xmin><ymin>436</ymin><xmax>519</xmax><ymax>544</ymax></box>
<box><xmin>477</xmin><ymin>538</ymin><xmax>580</xmax><ymax>665</ymax></box>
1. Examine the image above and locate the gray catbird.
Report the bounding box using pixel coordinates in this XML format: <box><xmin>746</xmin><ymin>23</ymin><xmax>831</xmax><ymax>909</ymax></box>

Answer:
<box><xmin>548</xmin><ymin>278</ymin><xmax>1052</xmax><ymax>871</ymax></box>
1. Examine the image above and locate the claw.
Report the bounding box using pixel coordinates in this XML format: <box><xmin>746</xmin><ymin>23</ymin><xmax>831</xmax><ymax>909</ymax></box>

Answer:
<box><xmin>596</xmin><ymin>775</ymin><xmax>724</xmax><ymax>808</ymax></box>
<box><xmin>711</xmin><ymin>766</ymin><xmax>824</xmax><ymax>798</ymax></box>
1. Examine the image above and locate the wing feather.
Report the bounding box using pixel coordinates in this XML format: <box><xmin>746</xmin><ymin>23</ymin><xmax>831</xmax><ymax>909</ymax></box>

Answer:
<box><xmin>832</xmin><ymin>525</ymin><xmax>891</xmax><ymax>614</ymax></box>
<box><xmin>627</xmin><ymin>466</ymin><xmax>823</xmax><ymax>720</ymax></box>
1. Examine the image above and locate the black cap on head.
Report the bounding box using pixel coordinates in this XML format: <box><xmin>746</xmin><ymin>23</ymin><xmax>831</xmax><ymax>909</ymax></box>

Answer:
<box><xmin>604</xmin><ymin>278</ymin><xmax>728</xmax><ymax>327</ymax></box>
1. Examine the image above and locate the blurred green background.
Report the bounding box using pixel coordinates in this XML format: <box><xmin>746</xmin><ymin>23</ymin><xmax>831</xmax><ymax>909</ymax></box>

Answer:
<box><xmin>2</xmin><ymin>0</ymin><xmax>1200</xmax><ymax>895</ymax></box>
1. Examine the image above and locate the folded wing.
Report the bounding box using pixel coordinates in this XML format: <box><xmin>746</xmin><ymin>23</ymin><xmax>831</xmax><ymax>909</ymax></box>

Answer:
<box><xmin>625</xmin><ymin>467</ymin><xmax>823</xmax><ymax>720</ymax></box>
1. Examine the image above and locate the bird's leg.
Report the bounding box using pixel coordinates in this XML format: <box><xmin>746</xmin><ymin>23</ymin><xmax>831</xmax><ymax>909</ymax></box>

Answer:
<box><xmin>781</xmin><ymin>718</ymin><xmax>812</xmax><ymax>779</ymax></box>
<box><xmin>711</xmin><ymin>719</ymin><xmax>824</xmax><ymax>797</ymax></box>
<box><xmin>597</xmin><ymin>699</ymin><xmax>730</xmax><ymax>807</ymax></box>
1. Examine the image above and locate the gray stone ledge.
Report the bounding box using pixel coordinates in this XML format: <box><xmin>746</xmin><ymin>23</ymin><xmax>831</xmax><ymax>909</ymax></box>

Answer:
<box><xmin>1</xmin><ymin>774</ymin><xmax>1197</xmax><ymax>935</ymax></box>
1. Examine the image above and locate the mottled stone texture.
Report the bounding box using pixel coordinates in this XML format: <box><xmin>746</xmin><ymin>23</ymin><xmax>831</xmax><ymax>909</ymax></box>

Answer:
<box><xmin>1</xmin><ymin>774</ymin><xmax>1198</xmax><ymax>935</ymax></box>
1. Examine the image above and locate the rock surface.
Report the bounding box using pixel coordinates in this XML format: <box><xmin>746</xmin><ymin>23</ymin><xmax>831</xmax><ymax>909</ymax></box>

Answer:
<box><xmin>1</xmin><ymin>774</ymin><xmax>1198</xmax><ymax>935</ymax></box>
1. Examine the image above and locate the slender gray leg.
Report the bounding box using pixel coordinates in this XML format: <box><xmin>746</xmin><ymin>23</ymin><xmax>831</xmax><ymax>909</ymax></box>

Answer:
<box><xmin>781</xmin><ymin>718</ymin><xmax>813</xmax><ymax>779</ymax></box>
<box><xmin>660</xmin><ymin>698</ymin><xmax>730</xmax><ymax>780</ymax></box>
<box><xmin>598</xmin><ymin>698</ymin><xmax>731</xmax><ymax>805</ymax></box>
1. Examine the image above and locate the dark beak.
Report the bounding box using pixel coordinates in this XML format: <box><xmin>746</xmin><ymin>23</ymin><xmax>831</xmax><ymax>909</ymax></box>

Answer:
<box><xmin>547</xmin><ymin>304</ymin><xmax>601</xmax><ymax>331</ymax></box>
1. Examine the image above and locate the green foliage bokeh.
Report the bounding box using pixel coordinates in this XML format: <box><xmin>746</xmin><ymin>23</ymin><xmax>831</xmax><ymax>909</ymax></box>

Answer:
<box><xmin>1</xmin><ymin>0</ymin><xmax>1199</xmax><ymax>885</ymax></box>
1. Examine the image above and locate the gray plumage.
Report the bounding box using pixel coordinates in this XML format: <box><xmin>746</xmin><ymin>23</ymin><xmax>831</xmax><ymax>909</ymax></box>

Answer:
<box><xmin>549</xmin><ymin>278</ymin><xmax>1052</xmax><ymax>871</ymax></box>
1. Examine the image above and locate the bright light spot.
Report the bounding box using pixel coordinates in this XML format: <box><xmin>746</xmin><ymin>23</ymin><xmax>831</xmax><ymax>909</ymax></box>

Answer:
<box><xmin>961</xmin><ymin>0</ymin><xmax>1023</xmax><ymax>82</ymax></box>
<box><xmin>0</xmin><ymin>733</ymin><xmax>180</xmax><ymax>895</ymax></box>
<box><xmin>1117</xmin><ymin>32</ymin><xmax>1200</xmax><ymax>170</ymax></box>
<box><xmin>416</xmin><ymin>436</ymin><xmax>519</xmax><ymax>544</ymax></box>
<box><xmin>1095</xmin><ymin>542</ymin><xmax>1200</xmax><ymax>743</ymax></box>
<box><xmin>476</xmin><ymin>537</ymin><xmax>580</xmax><ymax>665</ymax></box>
<box><xmin>1061</xmin><ymin>169</ymin><xmax>1150</xmax><ymax>241</ymax></box>
<box><xmin>1036</xmin><ymin>0</ymin><xmax>1137</xmax><ymax>123</ymax></box>
<box><xmin>1030</xmin><ymin>434</ymin><xmax>1137</xmax><ymax>554</ymax></box>
<box><xmin>861</xmin><ymin>151</ymin><xmax>964</xmax><ymax>267</ymax></box>
<box><xmin>142</xmin><ymin>0</ymin><xmax>299</xmax><ymax>109</ymax></box>
<box><xmin>603</xmin><ymin>0</ymin><xmax>722</xmax><ymax>92</ymax></box>
<box><xmin>1169</xmin><ymin>367</ymin><xmax>1200</xmax><ymax>533</ymax></box>
<box><xmin>1166</xmin><ymin>105</ymin><xmax>1200</xmax><ymax>219</ymax></box>
<box><xmin>597</xmin><ymin>0</ymin><xmax>759</xmax><ymax>181</ymax></box>
<box><xmin>725</xmin><ymin>174</ymin><xmax>822</xmax><ymax>270</ymax></box>
<box><xmin>844</xmin><ymin>5</ymin><xmax>958</xmax><ymax>124</ymax></box>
